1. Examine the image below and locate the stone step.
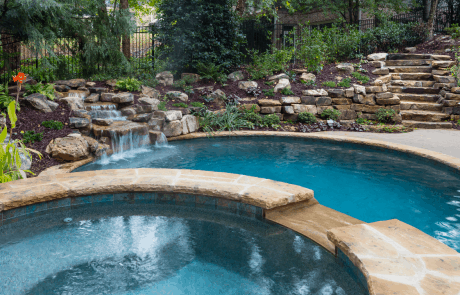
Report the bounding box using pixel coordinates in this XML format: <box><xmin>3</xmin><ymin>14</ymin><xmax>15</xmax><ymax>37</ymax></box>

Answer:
<box><xmin>397</xmin><ymin>93</ymin><xmax>439</xmax><ymax>102</ymax></box>
<box><xmin>388</xmin><ymin>86</ymin><xmax>440</xmax><ymax>94</ymax></box>
<box><xmin>387</xmin><ymin>53</ymin><xmax>432</xmax><ymax>60</ymax></box>
<box><xmin>398</xmin><ymin>73</ymin><xmax>433</xmax><ymax>80</ymax></box>
<box><xmin>402</xmin><ymin>120</ymin><xmax>453</xmax><ymax>129</ymax></box>
<box><xmin>401</xmin><ymin>110</ymin><xmax>450</xmax><ymax>122</ymax></box>
<box><xmin>385</xmin><ymin>60</ymin><xmax>431</xmax><ymax>66</ymax></box>
<box><xmin>400</xmin><ymin>101</ymin><xmax>443</xmax><ymax>111</ymax></box>
<box><xmin>390</xmin><ymin>80</ymin><xmax>436</xmax><ymax>87</ymax></box>
<box><xmin>387</xmin><ymin>66</ymin><xmax>432</xmax><ymax>73</ymax></box>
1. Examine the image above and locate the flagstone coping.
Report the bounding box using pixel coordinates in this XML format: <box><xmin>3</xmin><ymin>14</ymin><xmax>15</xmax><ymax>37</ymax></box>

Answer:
<box><xmin>0</xmin><ymin>168</ymin><xmax>314</xmax><ymax>212</ymax></box>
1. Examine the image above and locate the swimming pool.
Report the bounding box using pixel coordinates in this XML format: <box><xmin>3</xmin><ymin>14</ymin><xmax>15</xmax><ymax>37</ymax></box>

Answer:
<box><xmin>0</xmin><ymin>203</ymin><xmax>366</xmax><ymax>294</ymax></box>
<box><xmin>76</xmin><ymin>136</ymin><xmax>460</xmax><ymax>250</ymax></box>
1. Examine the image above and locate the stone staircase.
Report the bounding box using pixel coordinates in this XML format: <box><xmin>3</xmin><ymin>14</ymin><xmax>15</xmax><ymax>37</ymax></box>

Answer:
<box><xmin>385</xmin><ymin>53</ymin><xmax>456</xmax><ymax>129</ymax></box>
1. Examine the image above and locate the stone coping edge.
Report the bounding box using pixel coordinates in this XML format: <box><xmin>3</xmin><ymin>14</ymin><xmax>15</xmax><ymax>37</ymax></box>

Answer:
<box><xmin>0</xmin><ymin>168</ymin><xmax>314</xmax><ymax>212</ymax></box>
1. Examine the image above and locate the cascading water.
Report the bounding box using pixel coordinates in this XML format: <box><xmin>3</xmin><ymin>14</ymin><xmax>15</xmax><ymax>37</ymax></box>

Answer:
<box><xmin>88</xmin><ymin>105</ymin><xmax>126</xmax><ymax>121</ymax></box>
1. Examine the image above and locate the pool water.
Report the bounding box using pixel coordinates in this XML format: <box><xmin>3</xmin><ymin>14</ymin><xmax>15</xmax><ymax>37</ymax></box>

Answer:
<box><xmin>76</xmin><ymin>136</ymin><xmax>460</xmax><ymax>250</ymax></box>
<box><xmin>0</xmin><ymin>205</ymin><xmax>366</xmax><ymax>295</ymax></box>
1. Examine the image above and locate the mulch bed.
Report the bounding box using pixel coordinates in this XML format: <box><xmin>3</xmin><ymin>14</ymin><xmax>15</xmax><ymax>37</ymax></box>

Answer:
<box><xmin>412</xmin><ymin>35</ymin><xmax>460</xmax><ymax>60</ymax></box>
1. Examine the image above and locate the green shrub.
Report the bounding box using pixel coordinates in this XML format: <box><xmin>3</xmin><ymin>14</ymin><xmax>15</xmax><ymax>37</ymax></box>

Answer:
<box><xmin>191</xmin><ymin>102</ymin><xmax>205</xmax><ymax>108</ymax></box>
<box><xmin>196</xmin><ymin>62</ymin><xmax>227</xmax><ymax>84</ymax></box>
<box><xmin>375</xmin><ymin>108</ymin><xmax>396</xmax><ymax>123</ymax></box>
<box><xmin>279</xmin><ymin>88</ymin><xmax>294</xmax><ymax>95</ymax></box>
<box><xmin>115</xmin><ymin>77</ymin><xmax>142</xmax><ymax>92</ymax></box>
<box><xmin>262</xmin><ymin>89</ymin><xmax>275</xmax><ymax>96</ymax></box>
<box><xmin>264</xmin><ymin>81</ymin><xmax>275</xmax><ymax>86</ymax></box>
<box><xmin>322</xmin><ymin>81</ymin><xmax>336</xmax><ymax>87</ymax></box>
<box><xmin>300</xmin><ymin>79</ymin><xmax>316</xmax><ymax>86</ymax></box>
<box><xmin>0</xmin><ymin>84</ymin><xmax>14</xmax><ymax>110</ymax></box>
<box><xmin>158</xmin><ymin>101</ymin><xmax>167</xmax><ymax>111</ymax></box>
<box><xmin>351</xmin><ymin>72</ymin><xmax>370</xmax><ymax>84</ymax></box>
<box><xmin>320</xmin><ymin>109</ymin><xmax>341</xmax><ymax>121</ymax></box>
<box><xmin>22</xmin><ymin>130</ymin><xmax>43</xmax><ymax>144</ymax></box>
<box><xmin>172</xmin><ymin>102</ymin><xmax>188</xmax><ymax>108</ymax></box>
<box><xmin>297</xmin><ymin>112</ymin><xmax>317</xmax><ymax>124</ymax></box>
<box><xmin>356</xmin><ymin>118</ymin><xmax>372</xmax><ymax>125</ymax></box>
<box><xmin>173</xmin><ymin>79</ymin><xmax>186</xmax><ymax>89</ymax></box>
<box><xmin>183</xmin><ymin>86</ymin><xmax>194</xmax><ymax>95</ymax></box>
<box><xmin>246</xmin><ymin>47</ymin><xmax>293</xmax><ymax>80</ymax></box>
<box><xmin>198</xmin><ymin>105</ymin><xmax>253</xmax><ymax>135</ymax></box>
<box><xmin>24</xmin><ymin>82</ymin><xmax>56</xmax><ymax>100</ymax></box>
<box><xmin>41</xmin><ymin>120</ymin><xmax>63</xmax><ymax>130</ymax></box>
<box><xmin>261</xmin><ymin>114</ymin><xmax>280</xmax><ymax>127</ymax></box>
<box><xmin>337</xmin><ymin>78</ymin><xmax>351</xmax><ymax>88</ymax></box>
<box><xmin>446</xmin><ymin>24</ymin><xmax>460</xmax><ymax>39</ymax></box>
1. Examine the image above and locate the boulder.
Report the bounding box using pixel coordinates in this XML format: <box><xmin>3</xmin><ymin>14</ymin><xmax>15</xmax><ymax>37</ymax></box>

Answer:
<box><xmin>92</xmin><ymin>118</ymin><xmax>113</xmax><ymax>126</ymax></box>
<box><xmin>100</xmin><ymin>93</ymin><xmax>115</xmax><ymax>102</ymax></box>
<box><xmin>120</xmin><ymin>107</ymin><xmax>136</xmax><ymax>117</ymax></box>
<box><xmin>258</xmin><ymin>99</ymin><xmax>281</xmax><ymax>106</ymax></box>
<box><xmin>353</xmin><ymin>84</ymin><xmax>366</xmax><ymax>96</ymax></box>
<box><xmin>301</xmin><ymin>96</ymin><xmax>318</xmax><ymax>105</ymax></box>
<box><xmin>165</xmin><ymin>110</ymin><xmax>183</xmax><ymax>122</ymax></box>
<box><xmin>302</xmin><ymin>89</ymin><xmax>328</xmax><ymax>96</ymax></box>
<box><xmin>86</xmin><ymin>82</ymin><xmax>96</xmax><ymax>87</ymax></box>
<box><xmin>336</xmin><ymin>63</ymin><xmax>354</xmax><ymax>74</ymax></box>
<box><xmin>283</xmin><ymin>106</ymin><xmax>295</xmax><ymax>114</ymax></box>
<box><xmin>405</xmin><ymin>47</ymin><xmax>417</xmax><ymax>53</ymax></box>
<box><xmin>54</xmin><ymin>79</ymin><xmax>86</xmax><ymax>88</ymax></box>
<box><xmin>163</xmin><ymin>120</ymin><xmax>182</xmax><ymax>137</ymax></box>
<box><xmin>432</xmin><ymin>60</ymin><xmax>456</xmax><ymax>69</ymax></box>
<box><xmin>23</xmin><ymin>93</ymin><xmax>53</xmax><ymax>113</ymax></box>
<box><xmin>376</xmin><ymin>96</ymin><xmax>401</xmax><ymax>105</ymax></box>
<box><xmin>210</xmin><ymin>89</ymin><xmax>226</xmax><ymax>100</ymax></box>
<box><xmin>137</xmin><ymin>104</ymin><xmax>156</xmax><ymax>114</ymax></box>
<box><xmin>367</xmin><ymin>53</ymin><xmax>387</xmax><ymax>61</ymax></box>
<box><xmin>195</xmin><ymin>86</ymin><xmax>214</xmax><ymax>93</ymax></box>
<box><xmin>260</xmin><ymin>106</ymin><xmax>281</xmax><ymax>114</ymax></box>
<box><xmin>181</xmin><ymin>115</ymin><xmax>198</xmax><ymax>134</ymax></box>
<box><xmin>54</xmin><ymin>84</ymin><xmax>70</xmax><ymax>92</ymax></box>
<box><xmin>45</xmin><ymin>136</ymin><xmax>90</xmax><ymax>161</ymax></box>
<box><xmin>82</xmin><ymin>135</ymin><xmax>99</xmax><ymax>153</ymax></box>
<box><xmin>156</xmin><ymin>71</ymin><xmax>174</xmax><ymax>86</ymax></box>
<box><xmin>327</xmin><ymin>89</ymin><xmax>344</xmax><ymax>98</ymax></box>
<box><xmin>132</xmin><ymin>113</ymin><xmax>153</xmax><ymax>123</ymax></box>
<box><xmin>181</xmin><ymin>73</ymin><xmax>200</xmax><ymax>83</ymax></box>
<box><xmin>365</xmin><ymin>86</ymin><xmax>386</xmax><ymax>93</ymax></box>
<box><xmin>369</xmin><ymin>61</ymin><xmax>384</xmax><ymax>68</ymax></box>
<box><xmin>238</xmin><ymin>81</ymin><xmax>258</xmax><ymax>90</ymax></box>
<box><xmin>375</xmin><ymin>74</ymin><xmax>392</xmax><ymax>84</ymax></box>
<box><xmin>280</xmin><ymin>96</ymin><xmax>301</xmax><ymax>105</ymax></box>
<box><xmin>60</xmin><ymin>96</ymin><xmax>84</xmax><ymax>111</ymax></box>
<box><xmin>228</xmin><ymin>71</ymin><xmax>244</xmax><ymax>82</ymax></box>
<box><xmin>268</xmin><ymin>73</ymin><xmax>289</xmax><ymax>82</ymax></box>
<box><xmin>338</xmin><ymin>110</ymin><xmax>357</xmax><ymax>120</ymax></box>
<box><xmin>375</xmin><ymin>92</ymin><xmax>393</xmax><ymax>99</ymax></box>
<box><xmin>112</xmin><ymin>92</ymin><xmax>134</xmax><ymax>104</ymax></box>
<box><xmin>372</xmin><ymin>68</ymin><xmax>389</xmax><ymax>75</ymax></box>
<box><xmin>433</xmin><ymin>75</ymin><xmax>456</xmax><ymax>83</ymax></box>
<box><xmin>148</xmin><ymin>117</ymin><xmax>165</xmax><ymax>131</ymax></box>
<box><xmin>274</xmin><ymin>78</ymin><xmax>291</xmax><ymax>93</ymax></box>
<box><xmin>69</xmin><ymin>117</ymin><xmax>91</xmax><ymax>128</ymax></box>
<box><xmin>316</xmin><ymin>97</ymin><xmax>332</xmax><ymax>106</ymax></box>
<box><xmin>141</xmin><ymin>85</ymin><xmax>160</xmax><ymax>99</ymax></box>
<box><xmin>353</xmin><ymin>94</ymin><xmax>376</xmax><ymax>105</ymax></box>
<box><xmin>293</xmin><ymin>104</ymin><xmax>317</xmax><ymax>114</ymax></box>
<box><xmin>85</xmin><ymin>93</ymin><xmax>100</xmax><ymax>103</ymax></box>
<box><xmin>300</xmin><ymin>73</ymin><xmax>316</xmax><ymax>82</ymax></box>
<box><xmin>331</xmin><ymin>98</ymin><xmax>350</xmax><ymax>105</ymax></box>
<box><xmin>166</xmin><ymin>91</ymin><xmax>188</xmax><ymax>102</ymax></box>
<box><xmin>345</xmin><ymin>87</ymin><xmax>355</xmax><ymax>98</ymax></box>
<box><xmin>139</xmin><ymin>97</ymin><xmax>160</xmax><ymax>107</ymax></box>
<box><xmin>46</xmin><ymin>100</ymin><xmax>59</xmax><ymax>112</ymax></box>
<box><xmin>88</xmin><ymin>87</ymin><xmax>108</xmax><ymax>94</ymax></box>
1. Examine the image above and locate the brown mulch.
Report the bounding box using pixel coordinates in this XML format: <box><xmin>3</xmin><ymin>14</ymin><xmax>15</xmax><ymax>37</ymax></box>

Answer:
<box><xmin>412</xmin><ymin>35</ymin><xmax>460</xmax><ymax>59</ymax></box>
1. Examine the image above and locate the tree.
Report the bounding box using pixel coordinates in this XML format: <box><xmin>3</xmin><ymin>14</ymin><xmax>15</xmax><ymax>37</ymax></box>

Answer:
<box><xmin>120</xmin><ymin>0</ymin><xmax>131</xmax><ymax>60</ymax></box>
<box><xmin>427</xmin><ymin>0</ymin><xmax>440</xmax><ymax>38</ymax></box>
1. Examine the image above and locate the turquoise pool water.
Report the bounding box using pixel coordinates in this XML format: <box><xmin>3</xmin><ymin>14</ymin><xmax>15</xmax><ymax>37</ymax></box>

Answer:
<box><xmin>76</xmin><ymin>136</ymin><xmax>460</xmax><ymax>250</ymax></box>
<box><xmin>0</xmin><ymin>204</ymin><xmax>366</xmax><ymax>294</ymax></box>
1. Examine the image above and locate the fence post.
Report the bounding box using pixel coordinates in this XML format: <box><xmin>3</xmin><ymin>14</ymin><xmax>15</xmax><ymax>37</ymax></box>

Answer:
<box><xmin>150</xmin><ymin>24</ymin><xmax>155</xmax><ymax>74</ymax></box>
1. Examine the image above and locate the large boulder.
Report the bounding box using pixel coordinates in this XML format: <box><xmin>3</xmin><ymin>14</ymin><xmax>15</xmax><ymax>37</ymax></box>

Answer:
<box><xmin>274</xmin><ymin>78</ymin><xmax>291</xmax><ymax>93</ymax></box>
<box><xmin>141</xmin><ymin>85</ymin><xmax>160</xmax><ymax>99</ymax></box>
<box><xmin>228</xmin><ymin>71</ymin><xmax>244</xmax><ymax>82</ymax></box>
<box><xmin>300</xmin><ymin>73</ymin><xmax>316</xmax><ymax>82</ymax></box>
<box><xmin>156</xmin><ymin>71</ymin><xmax>174</xmax><ymax>86</ymax></box>
<box><xmin>69</xmin><ymin>117</ymin><xmax>91</xmax><ymax>128</ymax></box>
<box><xmin>166</xmin><ymin>91</ymin><xmax>188</xmax><ymax>102</ymax></box>
<box><xmin>367</xmin><ymin>53</ymin><xmax>387</xmax><ymax>61</ymax></box>
<box><xmin>139</xmin><ymin>97</ymin><xmax>160</xmax><ymax>107</ymax></box>
<box><xmin>238</xmin><ymin>81</ymin><xmax>258</xmax><ymax>90</ymax></box>
<box><xmin>45</xmin><ymin>135</ymin><xmax>90</xmax><ymax>161</ymax></box>
<box><xmin>23</xmin><ymin>93</ymin><xmax>53</xmax><ymax>113</ymax></box>
<box><xmin>165</xmin><ymin>110</ymin><xmax>183</xmax><ymax>122</ymax></box>
<box><xmin>112</xmin><ymin>92</ymin><xmax>134</xmax><ymax>103</ymax></box>
<box><xmin>100</xmin><ymin>93</ymin><xmax>116</xmax><ymax>102</ymax></box>
<box><xmin>268</xmin><ymin>73</ymin><xmax>289</xmax><ymax>82</ymax></box>
<box><xmin>336</xmin><ymin>63</ymin><xmax>354</xmax><ymax>74</ymax></box>
<box><xmin>181</xmin><ymin>115</ymin><xmax>198</xmax><ymax>134</ymax></box>
<box><xmin>302</xmin><ymin>89</ymin><xmax>328</xmax><ymax>96</ymax></box>
<box><xmin>46</xmin><ymin>100</ymin><xmax>59</xmax><ymax>112</ymax></box>
<box><xmin>181</xmin><ymin>73</ymin><xmax>201</xmax><ymax>83</ymax></box>
<box><xmin>163</xmin><ymin>120</ymin><xmax>182</xmax><ymax>137</ymax></box>
<box><xmin>84</xmin><ymin>93</ymin><xmax>100</xmax><ymax>103</ymax></box>
<box><xmin>54</xmin><ymin>79</ymin><xmax>86</xmax><ymax>88</ymax></box>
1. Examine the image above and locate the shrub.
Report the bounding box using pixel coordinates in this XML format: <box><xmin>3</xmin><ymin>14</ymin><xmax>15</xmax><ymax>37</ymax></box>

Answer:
<box><xmin>198</xmin><ymin>104</ymin><xmax>252</xmax><ymax>135</ymax></box>
<box><xmin>320</xmin><ymin>109</ymin><xmax>341</xmax><ymax>121</ymax></box>
<box><xmin>24</xmin><ymin>82</ymin><xmax>56</xmax><ymax>100</ymax></box>
<box><xmin>22</xmin><ymin>130</ymin><xmax>43</xmax><ymax>144</ymax></box>
<box><xmin>322</xmin><ymin>81</ymin><xmax>336</xmax><ymax>87</ymax></box>
<box><xmin>356</xmin><ymin>118</ymin><xmax>372</xmax><ymax>125</ymax></box>
<box><xmin>264</xmin><ymin>81</ymin><xmax>275</xmax><ymax>86</ymax></box>
<box><xmin>337</xmin><ymin>78</ymin><xmax>351</xmax><ymax>88</ymax></box>
<box><xmin>279</xmin><ymin>88</ymin><xmax>294</xmax><ymax>95</ymax></box>
<box><xmin>247</xmin><ymin>87</ymin><xmax>262</xmax><ymax>97</ymax></box>
<box><xmin>0</xmin><ymin>84</ymin><xmax>13</xmax><ymax>110</ymax></box>
<box><xmin>158</xmin><ymin>101</ymin><xmax>167</xmax><ymax>111</ymax></box>
<box><xmin>352</xmin><ymin>72</ymin><xmax>370</xmax><ymax>84</ymax></box>
<box><xmin>173</xmin><ymin>79</ymin><xmax>186</xmax><ymax>89</ymax></box>
<box><xmin>297</xmin><ymin>112</ymin><xmax>317</xmax><ymax>124</ymax></box>
<box><xmin>172</xmin><ymin>102</ymin><xmax>188</xmax><ymax>108</ymax></box>
<box><xmin>115</xmin><ymin>77</ymin><xmax>142</xmax><ymax>92</ymax></box>
<box><xmin>446</xmin><ymin>24</ymin><xmax>460</xmax><ymax>39</ymax></box>
<box><xmin>191</xmin><ymin>102</ymin><xmax>205</xmax><ymax>108</ymax></box>
<box><xmin>156</xmin><ymin>0</ymin><xmax>245</xmax><ymax>73</ymax></box>
<box><xmin>300</xmin><ymin>79</ymin><xmax>316</xmax><ymax>86</ymax></box>
<box><xmin>41</xmin><ymin>120</ymin><xmax>63</xmax><ymax>130</ymax></box>
<box><xmin>246</xmin><ymin>47</ymin><xmax>293</xmax><ymax>80</ymax></box>
<box><xmin>262</xmin><ymin>88</ymin><xmax>275</xmax><ymax>96</ymax></box>
<box><xmin>261</xmin><ymin>114</ymin><xmax>280</xmax><ymax>127</ymax></box>
<box><xmin>375</xmin><ymin>108</ymin><xmax>396</xmax><ymax>123</ymax></box>
<box><xmin>196</xmin><ymin>62</ymin><xmax>227</xmax><ymax>84</ymax></box>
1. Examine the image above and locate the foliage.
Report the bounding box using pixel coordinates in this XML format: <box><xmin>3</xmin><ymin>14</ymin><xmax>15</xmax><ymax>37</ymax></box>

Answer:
<box><xmin>24</xmin><ymin>82</ymin><xmax>56</xmax><ymax>100</ymax></box>
<box><xmin>320</xmin><ymin>109</ymin><xmax>341</xmax><ymax>121</ymax></box>
<box><xmin>449</xmin><ymin>47</ymin><xmax>460</xmax><ymax>86</ymax></box>
<box><xmin>158</xmin><ymin>101</ymin><xmax>167</xmax><ymax>111</ymax></box>
<box><xmin>191</xmin><ymin>102</ymin><xmax>205</xmax><ymax>108</ymax></box>
<box><xmin>22</xmin><ymin>130</ymin><xmax>43</xmax><ymax>144</ymax></box>
<box><xmin>375</xmin><ymin>108</ymin><xmax>396</xmax><ymax>123</ymax></box>
<box><xmin>0</xmin><ymin>84</ymin><xmax>14</xmax><ymax>110</ymax></box>
<box><xmin>260</xmin><ymin>114</ymin><xmax>280</xmax><ymax>127</ymax></box>
<box><xmin>116</xmin><ymin>77</ymin><xmax>142</xmax><ymax>92</ymax></box>
<box><xmin>226</xmin><ymin>94</ymin><xmax>240</xmax><ymax>105</ymax></box>
<box><xmin>196</xmin><ymin>62</ymin><xmax>228</xmax><ymax>85</ymax></box>
<box><xmin>264</xmin><ymin>81</ymin><xmax>275</xmax><ymax>86</ymax></box>
<box><xmin>41</xmin><ymin>120</ymin><xmax>63</xmax><ymax>130</ymax></box>
<box><xmin>286</xmin><ymin>71</ymin><xmax>297</xmax><ymax>81</ymax></box>
<box><xmin>172</xmin><ymin>102</ymin><xmax>188</xmax><ymax>108</ymax></box>
<box><xmin>173</xmin><ymin>79</ymin><xmax>186</xmax><ymax>89</ymax></box>
<box><xmin>262</xmin><ymin>88</ymin><xmax>275</xmax><ymax>96</ymax></box>
<box><xmin>1</xmin><ymin>101</ymin><xmax>41</xmax><ymax>182</ymax></box>
<box><xmin>356</xmin><ymin>118</ymin><xmax>373</xmax><ymax>125</ymax></box>
<box><xmin>351</xmin><ymin>72</ymin><xmax>370</xmax><ymax>84</ymax></box>
<box><xmin>337</xmin><ymin>78</ymin><xmax>351</xmax><ymax>88</ymax></box>
<box><xmin>197</xmin><ymin>104</ymin><xmax>253</xmax><ymax>135</ymax></box>
<box><xmin>279</xmin><ymin>88</ymin><xmax>294</xmax><ymax>95</ymax></box>
<box><xmin>446</xmin><ymin>24</ymin><xmax>460</xmax><ymax>39</ymax></box>
<box><xmin>155</xmin><ymin>0</ymin><xmax>245</xmax><ymax>73</ymax></box>
<box><xmin>300</xmin><ymin>79</ymin><xmax>316</xmax><ymax>86</ymax></box>
<box><xmin>247</xmin><ymin>87</ymin><xmax>262</xmax><ymax>97</ymax></box>
<box><xmin>297</xmin><ymin>112</ymin><xmax>317</xmax><ymax>124</ymax></box>
<box><xmin>322</xmin><ymin>81</ymin><xmax>337</xmax><ymax>87</ymax></box>
<box><xmin>246</xmin><ymin>47</ymin><xmax>294</xmax><ymax>80</ymax></box>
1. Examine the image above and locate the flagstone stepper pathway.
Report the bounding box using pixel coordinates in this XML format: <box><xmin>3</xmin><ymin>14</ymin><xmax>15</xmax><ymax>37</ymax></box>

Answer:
<box><xmin>3</xmin><ymin>132</ymin><xmax>460</xmax><ymax>294</ymax></box>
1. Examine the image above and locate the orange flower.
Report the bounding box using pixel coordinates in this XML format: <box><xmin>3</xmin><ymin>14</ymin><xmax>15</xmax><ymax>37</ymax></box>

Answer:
<box><xmin>13</xmin><ymin>72</ymin><xmax>26</xmax><ymax>84</ymax></box>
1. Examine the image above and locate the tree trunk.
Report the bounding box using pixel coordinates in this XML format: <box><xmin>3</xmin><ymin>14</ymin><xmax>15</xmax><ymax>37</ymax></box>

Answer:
<box><xmin>0</xmin><ymin>33</ymin><xmax>21</xmax><ymax>78</ymax></box>
<box><xmin>427</xmin><ymin>0</ymin><xmax>439</xmax><ymax>39</ymax></box>
<box><xmin>120</xmin><ymin>0</ymin><xmax>130</xmax><ymax>61</ymax></box>
<box><xmin>236</xmin><ymin>0</ymin><xmax>245</xmax><ymax>16</ymax></box>
<box><xmin>423</xmin><ymin>0</ymin><xmax>430</xmax><ymax>22</ymax></box>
